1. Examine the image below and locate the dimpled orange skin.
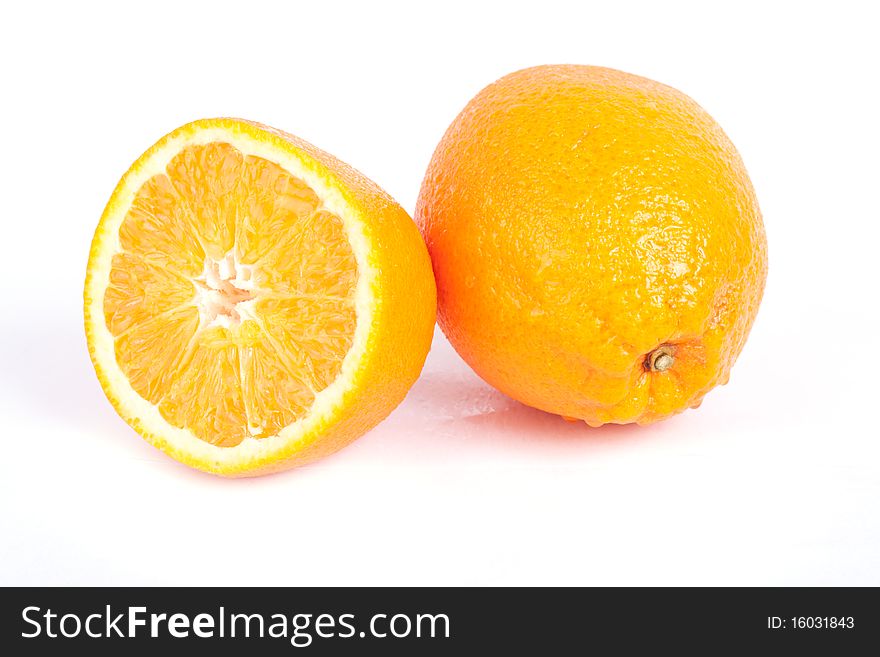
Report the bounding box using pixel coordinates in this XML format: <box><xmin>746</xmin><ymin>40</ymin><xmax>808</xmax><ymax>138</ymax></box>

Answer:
<box><xmin>416</xmin><ymin>65</ymin><xmax>767</xmax><ymax>426</ymax></box>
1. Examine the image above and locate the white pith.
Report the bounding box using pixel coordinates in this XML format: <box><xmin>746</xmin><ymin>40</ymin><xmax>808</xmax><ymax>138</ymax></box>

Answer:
<box><xmin>193</xmin><ymin>251</ymin><xmax>258</xmax><ymax>329</ymax></box>
<box><xmin>85</xmin><ymin>123</ymin><xmax>375</xmax><ymax>469</ymax></box>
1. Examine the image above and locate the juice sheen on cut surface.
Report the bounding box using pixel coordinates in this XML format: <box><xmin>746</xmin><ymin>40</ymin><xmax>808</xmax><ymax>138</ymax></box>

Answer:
<box><xmin>86</xmin><ymin>118</ymin><xmax>435</xmax><ymax>476</ymax></box>
<box><xmin>104</xmin><ymin>142</ymin><xmax>357</xmax><ymax>447</ymax></box>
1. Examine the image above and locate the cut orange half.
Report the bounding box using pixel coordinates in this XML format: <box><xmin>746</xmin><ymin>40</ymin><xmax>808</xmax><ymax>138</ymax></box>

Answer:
<box><xmin>85</xmin><ymin>118</ymin><xmax>436</xmax><ymax>476</ymax></box>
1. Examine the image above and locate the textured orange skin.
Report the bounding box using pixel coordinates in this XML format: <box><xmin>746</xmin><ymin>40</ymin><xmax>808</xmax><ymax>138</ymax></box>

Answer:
<box><xmin>86</xmin><ymin>119</ymin><xmax>436</xmax><ymax>475</ymax></box>
<box><xmin>416</xmin><ymin>66</ymin><xmax>767</xmax><ymax>426</ymax></box>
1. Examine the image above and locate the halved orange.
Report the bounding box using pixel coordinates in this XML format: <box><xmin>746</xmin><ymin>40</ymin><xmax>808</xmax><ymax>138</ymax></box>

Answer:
<box><xmin>85</xmin><ymin>118</ymin><xmax>436</xmax><ymax>476</ymax></box>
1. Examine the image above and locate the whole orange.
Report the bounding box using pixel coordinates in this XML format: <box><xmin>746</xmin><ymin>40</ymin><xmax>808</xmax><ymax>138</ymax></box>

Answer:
<box><xmin>416</xmin><ymin>65</ymin><xmax>767</xmax><ymax>426</ymax></box>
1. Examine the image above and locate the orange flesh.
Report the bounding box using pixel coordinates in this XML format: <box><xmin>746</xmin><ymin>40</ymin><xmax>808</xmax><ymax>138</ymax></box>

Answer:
<box><xmin>103</xmin><ymin>142</ymin><xmax>358</xmax><ymax>447</ymax></box>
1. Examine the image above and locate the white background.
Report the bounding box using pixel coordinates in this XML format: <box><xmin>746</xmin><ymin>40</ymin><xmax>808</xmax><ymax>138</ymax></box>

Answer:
<box><xmin>1</xmin><ymin>1</ymin><xmax>878</xmax><ymax>586</ymax></box>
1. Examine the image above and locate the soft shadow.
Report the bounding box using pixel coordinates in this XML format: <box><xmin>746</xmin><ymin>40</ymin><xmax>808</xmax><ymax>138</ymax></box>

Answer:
<box><xmin>0</xmin><ymin>316</ymin><xmax>669</xmax><ymax>477</ymax></box>
<box><xmin>391</xmin><ymin>366</ymin><xmax>667</xmax><ymax>456</ymax></box>
<box><xmin>0</xmin><ymin>320</ymin><xmax>124</xmax><ymax>436</ymax></box>
<box><xmin>0</xmin><ymin>318</ymin><xmax>281</xmax><ymax>485</ymax></box>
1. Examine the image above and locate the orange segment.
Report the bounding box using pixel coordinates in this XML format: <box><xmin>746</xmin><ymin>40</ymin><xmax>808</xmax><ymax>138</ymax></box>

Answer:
<box><xmin>235</xmin><ymin>155</ymin><xmax>321</xmax><ymax>264</ymax></box>
<box><xmin>112</xmin><ymin>306</ymin><xmax>199</xmax><ymax>403</ymax></box>
<box><xmin>255</xmin><ymin>210</ymin><xmax>357</xmax><ymax>297</ymax></box>
<box><xmin>259</xmin><ymin>294</ymin><xmax>357</xmax><ymax>392</ymax></box>
<box><xmin>119</xmin><ymin>174</ymin><xmax>204</xmax><ymax>275</ymax></box>
<box><xmin>103</xmin><ymin>252</ymin><xmax>195</xmax><ymax>335</ymax></box>
<box><xmin>237</xmin><ymin>335</ymin><xmax>317</xmax><ymax>440</ymax></box>
<box><xmin>165</xmin><ymin>142</ymin><xmax>243</xmax><ymax>259</ymax></box>
<box><xmin>156</xmin><ymin>328</ymin><xmax>248</xmax><ymax>447</ymax></box>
